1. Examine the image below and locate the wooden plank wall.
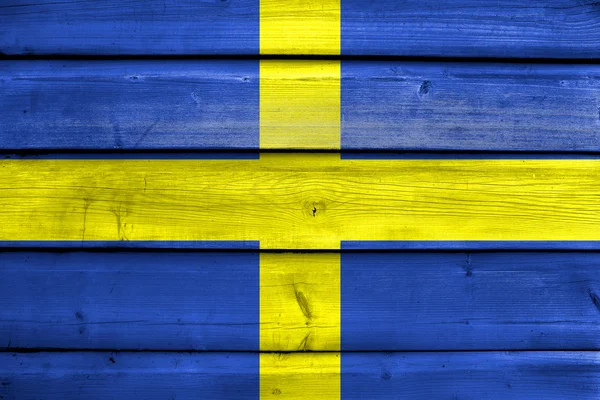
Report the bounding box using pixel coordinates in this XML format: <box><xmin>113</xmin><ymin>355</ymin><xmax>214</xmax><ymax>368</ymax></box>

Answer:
<box><xmin>2</xmin><ymin>1</ymin><xmax>600</xmax><ymax>399</ymax></box>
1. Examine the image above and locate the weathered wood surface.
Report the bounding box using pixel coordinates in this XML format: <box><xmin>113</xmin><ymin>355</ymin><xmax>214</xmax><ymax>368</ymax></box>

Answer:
<box><xmin>0</xmin><ymin>352</ymin><xmax>259</xmax><ymax>400</ymax></box>
<box><xmin>341</xmin><ymin>62</ymin><xmax>600</xmax><ymax>152</ymax></box>
<box><xmin>1</xmin><ymin>156</ymin><xmax>599</xmax><ymax>249</ymax></box>
<box><xmin>341</xmin><ymin>252</ymin><xmax>600</xmax><ymax>350</ymax></box>
<box><xmin>1</xmin><ymin>252</ymin><xmax>258</xmax><ymax>351</ymax></box>
<box><xmin>2</xmin><ymin>251</ymin><xmax>600</xmax><ymax>351</ymax></box>
<box><xmin>2</xmin><ymin>0</ymin><xmax>600</xmax><ymax>57</ymax></box>
<box><xmin>0</xmin><ymin>0</ymin><xmax>259</xmax><ymax>56</ymax></box>
<box><xmin>0</xmin><ymin>352</ymin><xmax>598</xmax><ymax>399</ymax></box>
<box><xmin>341</xmin><ymin>352</ymin><xmax>600</xmax><ymax>399</ymax></box>
<box><xmin>0</xmin><ymin>61</ymin><xmax>259</xmax><ymax>151</ymax></box>
<box><xmin>2</xmin><ymin>61</ymin><xmax>600</xmax><ymax>151</ymax></box>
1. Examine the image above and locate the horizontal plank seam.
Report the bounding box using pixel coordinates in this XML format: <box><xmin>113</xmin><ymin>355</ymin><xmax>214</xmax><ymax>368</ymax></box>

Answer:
<box><xmin>4</xmin><ymin>151</ymin><xmax>600</xmax><ymax>158</ymax></box>
<box><xmin>2</xmin><ymin>349</ymin><xmax>600</xmax><ymax>353</ymax></box>
<box><xmin>3</xmin><ymin>54</ymin><xmax>600</xmax><ymax>64</ymax></box>
<box><xmin>1</xmin><ymin>249</ymin><xmax>600</xmax><ymax>253</ymax></box>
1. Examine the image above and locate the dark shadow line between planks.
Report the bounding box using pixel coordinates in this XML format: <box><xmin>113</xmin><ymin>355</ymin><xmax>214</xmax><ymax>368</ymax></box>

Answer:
<box><xmin>2</xmin><ymin>348</ymin><xmax>600</xmax><ymax>354</ymax></box>
<box><xmin>3</xmin><ymin>54</ymin><xmax>600</xmax><ymax>64</ymax></box>
<box><xmin>3</xmin><ymin>150</ymin><xmax>600</xmax><ymax>159</ymax></box>
<box><xmin>1</xmin><ymin>248</ymin><xmax>600</xmax><ymax>254</ymax></box>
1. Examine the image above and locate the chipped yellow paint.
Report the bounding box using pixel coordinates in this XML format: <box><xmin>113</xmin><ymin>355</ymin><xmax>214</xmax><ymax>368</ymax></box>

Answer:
<box><xmin>260</xmin><ymin>60</ymin><xmax>340</xmax><ymax>150</ymax></box>
<box><xmin>260</xmin><ymin>253</ymin><xmax>340</xmax><ymax>351</ymax></box>
<box><xmin>1</xmin><ymin>156</ymin><xmax>600</xmax><ymax>248</ymax></box>
<box><xmin>260</xmin><ymin>0</ymin><xmax>340</xmax><ymax>55</ymax></box>
<box><xmin>260</xmin><ymin>353</ymin><xmax>340</xmax><ymax>399</ymax></box>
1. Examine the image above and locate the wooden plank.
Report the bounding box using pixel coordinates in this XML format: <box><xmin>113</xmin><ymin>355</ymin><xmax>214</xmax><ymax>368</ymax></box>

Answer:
<box><xmin>341</xmin><ymin>352</ymin><xmax>600</xmax><ymax>399</ymax></box>
<box><xmin>341</xmin><ymin>62</ymin><xmax>600</xmax><ymax>151</ymax></box>
<box><xmin>1</xmin><ymin>352</ymin><xmax>598</xmax><ymax>399</ymax></box>
<box><xmin>260</xmin><ymin>60</ymin><xmax>340</xmax><ymax>150</ymax></box>
<box><xmin>0</xmin><ymin>352</ymin><xmax>259</xmax><ymax>400</ymax></box>
<box><xmin>0</xmin><ymin>61</ymin><xmax>258</xmax><ymax>150</ymax></box>
<box><xmin>261</xmin><ymin>353</ymin><xmax>340</xmax><ymax>400</ymax></box>
<box><xmin>3</xmin><ymin>61</ymin><xmax>600</xmax><ymax>151</ymax></box>
<box><xmin>341</xmin><ymin>252</ymin><xmax>600</xmax><ymax>350</ymax></box>
<box><xmin>340</xmin><ymin>0</ymin><xmax>600</xmax><ymax>58</ymax></box>
<box><xmin>3</xmin><ymin>251</ymin><xmax>600</xmax><ymax>351</ymax></box>
<box><xmin>260</xmin><ymin>253</ymin><xmax>340</xmax><ymax>352</ymax></box>
<box><xmin>1</xmin><ymin>156</ymin><xmax>600</xmax><ymax>249</ymax></box>
<box><xmin>260</xmin><ymin>0</ymin><xmax>340</xmax><ymax>55</ymax></box>
<box><xmin>2</xmin><ymin>1</ymin><xmax>600</xmax><ymax>57</ymax></box>
<box><xmin>0</xmin><ymin>251</ymin><xmax>258</xmax><ymax>350</ymax></box>
<box><xmin>0</xmin><ymin>0</ymin><xmax>259</xmax><ymax>55</ymax></box>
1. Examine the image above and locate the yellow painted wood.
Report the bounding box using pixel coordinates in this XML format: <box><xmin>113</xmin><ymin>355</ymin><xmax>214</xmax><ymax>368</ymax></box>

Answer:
<box><xmin>260</xmin><ymin>253</ymin><xmax>340</xmax><ymax>398</ymax></box>
<box><xmin>260</xmin><ymin>353</ymin><xmax>340</xmax><ymax>399</ymax></box>
<box><xmin>260</xmin><ymin>60</ymin><xmax>340</xmax><ymax>150</ymax></box>
<box><xmin>1</xmin><ymin>155</ymin><xmax>599</xmax><ymax>249</ymax></box>
<box><xmin>260</xmin><ymin>0</ymin><xmax>340</xmax><ymax>55</ymax></box>
<box><xmin>260</xmin><ymin>253</ymin><xmax>340</xmax><ymax>351</ymax></box>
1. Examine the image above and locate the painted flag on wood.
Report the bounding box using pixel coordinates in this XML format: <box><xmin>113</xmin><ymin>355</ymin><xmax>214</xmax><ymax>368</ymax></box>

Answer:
<box><xmin>1</xmin><ymin>0</ymin><xmax>600</xmax><ymax>399</ymax></box>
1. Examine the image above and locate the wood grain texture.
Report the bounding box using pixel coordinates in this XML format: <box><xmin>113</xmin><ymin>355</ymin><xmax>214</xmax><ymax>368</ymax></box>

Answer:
<box><xmin>0</xmin><ymin>61</ymin><xmax>258</xmax><ymax>150</ymax></box>
<box><xmin>342</xmin><ymin>252</ymin><xmax>600</xmax><ymax>351</ymax></box>
<box><xmin>1</xmin><ymin>352</ymin><xmax>598</xmax><ymax>399</ymax></box>
<box><xmin>341</xmin><ymin>62</ymin><xmax>600</xmax><ymax>151</ymax></box>
<box><xmin>2</xmin><ymin>251</ymin><xmax>600</xmax><ymax>351</ymax></box>
<box><xmin>341</xmin><ymin>0</ymin><xmax>600</xmax><ymax>58</ymax></box>
<box><xmin>0</xmin><ymin>0</ymin><xmax>259</xmax><ymax>55</ymax></box>
<box><xmin>0</xmin><ymin>251</ymin><xmax>258</xmax><ymax>350</ymax></box>
<box><xmin>0</xmin><ymin>156</ymin><xmax>600</xmax><ymax>249</ymax></box>
<box><xmin>261</xmin><ymin>353</ymin><xmax>340</xmax><ymax>400</ymax></box>
<box><xmin>260</xmin><ymin>0</ymin><xmax>339</xmax><ymax>55</ymax></box>
<box><xmin>341</xmin><ymin>351</ymin><xmax>600</xmax><ymax>399</ymax></box>
<box><xmin>0</xmin><ymin>352</ymin><xmax>259</xmax><ymax>400</ymax></box>
<box><xmin>260</xmin><ymin>60</ymin><xmax>340</xmax><ymax>150</ymax></box>
<box><xmin>260</xmin><ymin>253</ymin><xmax>340</xmax><ymax>352</ymax></box>
<box><xmin>3</xmin><ymin>61</ymin><xmax>600</xmax><ymax>151</ymax></box>
<box><xmin>2</xmin><ymin>0</ymin><xmax>600</xmax><ymax>57</ymax></box>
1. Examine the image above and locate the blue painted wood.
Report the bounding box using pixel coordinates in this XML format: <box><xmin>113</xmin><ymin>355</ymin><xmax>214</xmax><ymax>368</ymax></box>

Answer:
<box><xmin>2</xmin><ymin>1</ymin><xmax>600</xmax><ymax>57</ymax></box>
<box><xmin>342</xmin><ymin>352</ymin><xmax>600</xmax><ymax>399</ymax></box>
<box><xmin>3</xmin><ymin>61</ymin><xmax>600</xmax><ymax>151</ymax></box>
<box><xmin>0</xmin><ymin>252</ymin><xmax>259</xmax><ymax>350</ymax></box>
<box><xmin>0</xmin><ymin>61</ymin><xmax>258</xmax><ymax>150</ymax></box>
<box><xmin>341</xmin><ymin>241</ymin><xmax>600</xmax><ymax>250</ymax></box>
<box><xmin>0</xmin><ymin>0</ymin><xmax>259</xmax><ymax>55</ymax></box>
<box><xmin>341</xmin><ymin>62</ymin><xmax>600</xmax><ymax>151</ymax></box>
<box><xmin>0</xmin><ymin>240</ymin><xmax>259</xmax><ymax>249</ymax></box>
<box><xmin>0</xmin><ymin>352</ymin><xmax>259</xmax><ymax>400</ymax></box>
<box><xmin>342</xmin><ymin>252</ymin><xmax>600</xmax><ymax>351</ymax></box>
<box><xmin>3</xmin><ymin>251</ymin><xmax>600</xmax><ymax>351</ymax></box>
<box><xmin>340</xmin><ymin>0</ymin><xmax>600</xmax><ymax>58</ymax></box>
<box><xmin>0</xmin><ymin>352</ymin><xmax>598</xmax><ymax>399</ymax></box>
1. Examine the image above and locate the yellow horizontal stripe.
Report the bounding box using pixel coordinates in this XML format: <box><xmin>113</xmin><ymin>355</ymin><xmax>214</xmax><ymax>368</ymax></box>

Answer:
<box><xmin>260</xmin><ymin>0</ymin><xmax>340</xmax><ymax>55</ymax></box>
<box><xmin>260</xmin><ymin>60</ymin><xmax>341</xmax><ymax>150</ymax></box>
<box><xmin>1</xmin><ymin>155</ymin><xmax>599</xmax><ymax>248</ymax></box>
<box><xmin>260</xmin><ymin>353</ymin><xmax>340</xmax><ymax>399</ymax></box>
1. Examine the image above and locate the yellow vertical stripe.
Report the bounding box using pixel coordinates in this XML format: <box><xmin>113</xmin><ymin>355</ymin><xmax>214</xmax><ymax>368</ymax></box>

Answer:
<box><xmin>260</xmin><ymin>2</ymin><xmax>342</xmax><ymax>392</ymax></box>
<box><xmin>260</xmin><ymin>0</ymin><xmax>340</xmax><ymax>55</ymax></box>
<box><xmin>260</xmin><ymin>253</ymin><xmax>340</xmax><ymax>351</ymax></box>
<box><xmin>260</xmin><ymin>60</ymin><xmax>341</xmax><ymax>150</ymax></box>
<box><xmin>260</xmin><ymin>353</ymin><xmax>340</xmax><ymax>399</ymax></box>
<box><xmin>260</xmin><ymin>253</ymin><xmax>340</xmax><ymax>398</ymax></box>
